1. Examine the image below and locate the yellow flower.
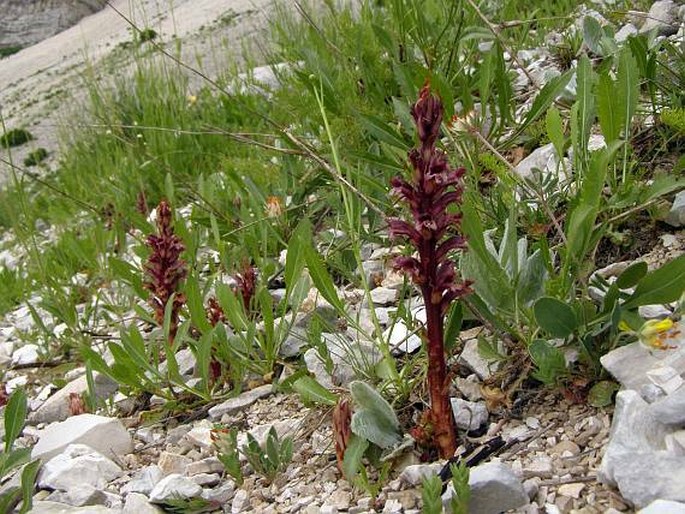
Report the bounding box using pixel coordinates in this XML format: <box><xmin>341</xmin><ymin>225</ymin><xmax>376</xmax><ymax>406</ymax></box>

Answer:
<box><xmin>638</xmin><ymin>319</ymin><xmax>679</xmax><ymax>350</ymax></box>
<box><xmin>187</xmin><ymin>94</ymin><xmax>197</xmax><ymax>106</ymax></box>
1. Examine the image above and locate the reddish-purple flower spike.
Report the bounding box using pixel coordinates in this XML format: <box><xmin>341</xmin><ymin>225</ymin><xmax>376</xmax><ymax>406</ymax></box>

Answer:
<box><xmin>144</xmin><ymin>200</ymin><xmax>187</xmax><ymax>345</ymax></box>
<box><xmin>387</xmin><ymin>83</ymin><xmax>471</xmax><ymax>460</ymax></box>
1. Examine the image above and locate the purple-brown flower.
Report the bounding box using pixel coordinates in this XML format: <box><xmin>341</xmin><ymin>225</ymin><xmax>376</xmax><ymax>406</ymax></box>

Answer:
<box><xmin>388</xmin><ymin>84</ymin><xmax>471</xmax><ymax>459</ymax></box>
<box><xmin>144</xmin><ymin>200</ymin><xmax>187</xmax><ymax>345</ymax></box>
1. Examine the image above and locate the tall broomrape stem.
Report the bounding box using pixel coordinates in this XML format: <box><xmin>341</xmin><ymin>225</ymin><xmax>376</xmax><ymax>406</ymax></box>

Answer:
<box><xmin>144</xmin><ymin>199</ymin><xmax>187</xmax><ymax>345</ymax></box>
<box><xmin>388</xmin><ymin>84</ymin><xmax>471</xmax><ymax>459</ymax></box>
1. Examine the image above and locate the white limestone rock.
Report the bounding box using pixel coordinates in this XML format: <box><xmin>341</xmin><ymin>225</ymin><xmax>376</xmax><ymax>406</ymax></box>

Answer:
<box><xmin>38</xmin><ymin>444</ymin><xmax>122</xmax><ymax>491</ymax></box>
<box><xmin>30</xmin><ymin>372</ymin><xmax>118</xmax><ymax>424</ymax></box>
<box><xmin>148</xmin><ymin>474</ymin><xmax>203</xmax><ymax>503</ymax></box>
<box><xmin>443</xmin><ymin>462</ymin><xmax>528</xmax><ymax>514</ymax></box>
<box><xmin>451</xmin><ymin>398</ymin><xmax>488</xmax><ymax>432</ymax></box>
<box><xmin>208</xmin><ymin>384</ymin><xmax>273</xmax><ymax>420</ymax></box>
<box><xmin>122</xmin><ymin>492</ymin><xmax>165</xmax><ymax>514</ymax></box>
<box><xmin>32</xmin><ymin>414</ymin><xmax>133</xmax><ymax>462</ymax></box>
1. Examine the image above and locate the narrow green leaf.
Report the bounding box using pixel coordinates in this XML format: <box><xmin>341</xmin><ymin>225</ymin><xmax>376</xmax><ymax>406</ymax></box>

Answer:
<box><xmin>303</xmin><ymin>241</ymin><xmax>344</xmax><ymax>313</ymax></box>
<box><xmin>534</xmin><ymin>297</ymin><xmax>578</xmax><ymax>338</ymax></box>
<box><xmin>572</xmin><ymin>55</ymin><xmax>597</xmax><ymax>174</ymax></box>
<box><xmin>285</xmin><ymin>220</ymin><xmax>310</xmax><ymax>301</ymax></box>
<box><xmin>359</xmin><ymin>113</ymin><xmax>411</xmax><ymax>151</ymax></box>
<box><xmin>18</xmin><ymin>459</ymin><xmax>40</xmax><ymax>514</ymax></box>
<box><xmin>4</xmin><ymin>389</ymin><xmax>27</xmax><ymax>452</ymax></box>
<box><xmin>291</xmin><ymin>376</ymin><xmax>337</xmax><ymax>406</ymax></box>
<box><xmin>617</xmin><ymin>45</ymin><xmax>639</xmax><ymax>141</ymax></box>
<box><xmin>546</xmin><ymin>106</ymin><xmax>565</xmax><ymax>159</ymax></box>
<box><xmin>0</xmin><ymin>448</ymin><xmax>30</xmax><ymax>477</ymax></box>
<box><xmin>624</xmin><ymin>255</ymin><xmax>685</xmax><ymax>309</ymax></box>
<box><xmin>185</xmin><ymin>275</ymin><xmax>211</xmax><ymax>335</ymax></box>
<box><xmin>510</xmin><ymin>71</ymin><xmax>573</xmax><ymax>143</ymax></box>
<box><xmin>0</xmin><ymin>488</ymin><xmax>21</xmax><ymax>514</ymax></box>
<box><xmin>444</xmin><ymin>303</ymin><xmax>463</xmax><ymax>352</ymax></box>
<box><xmin>215</xmin><ymin>282</ymin><xmax>248</xmax><ymax>331</ymax></box>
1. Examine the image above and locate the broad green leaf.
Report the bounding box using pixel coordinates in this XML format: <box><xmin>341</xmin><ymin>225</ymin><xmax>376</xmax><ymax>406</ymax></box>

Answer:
<box><xmin>572</xmin><ymin>55</ymin><xmax>597</xmax><ymax>175</ymax></box>
<box><xmin>477</xmin><ymin>337</ymin><xmax>506</xmax><ymax>362</ymax></box>
<box><xmin>624</xmin><ymin>255</ymin><xmax>685</xmax><ymax>309</ymax></box>
<box><xmin>617</xmin><ymin>45</ymin><xmax>639</xmax><ymax>141</ymax></box>
<box><xmin>616</xmin><ymin>261</ymin><xmax>648</xmax><ymax>289</ymax></box>
<box><xmin>597</xmin><ymin>71</ymin><xmax>620</xmax><ymax>142</ymax></box>
<box><xmin>583</xmin><ymin>16</ymin><xmax>603</xmax><ymax>55</ymax></box>
<box><xmin>518</xmin><ymin>249</ymin><xmax>548</xmax><ymax>307</ymax></box>
<box><xmin>4</xmin><ymin>389</ymin><xmax>27</xmax><ymax>452</ymax></box>
<box><xmin>258</xmin><ymin>288</ymin><xmax>275</xmax><ymax>348</ymax></box>
<box><xmin>588</xmin><ymin>381</ymin><xmax>619</xmax><ymax>407</ymax></box>
<box><xmin>265</xmin><ymin>427</ymin><xmax>279</xmax><ymax>468</ymax></box>
<box><xmin>350</xmin><ymin>381</ymin><xmax>401</xmax><ymax>449</ymax></box>
<box><xmin>460</xmin><ymin>200</ymin><xmax>514</xmax><ymax>312</ymax></box>
<box><xmin>291</xmin><ymin>376</ymin><xmax>337</xmax><ymax>406</ymax></box>
<box><xmin>192</xmin><ymin>332</ymin><xmax>213</xmax><ymax>392</ymax></box>
<box><xmin>564</xmin><ymin>142</ymin><xmax>622</xmax><ymax>268</ymax></box>
<box><xmin>479</xmin><ymin>47</ymin><xmax>494</xmax><ymax>107</ymax></box>
<box><xmin>529</xmin><ymin>339</ymin><xmax>568</xmax><ymax>385</ymax></box>
<box><xmin>18</xmin><ymin>459</ymin><xmax>40</xmax><ymax>514</ymax></box>
<box><xmin>342</xmin><ymin>433</ymin><xmax>368</xmax><ymax>480</ymax></box>
<box><xmin>350</xmin><ymin>381</ymin><xmax>399</xmax><ymax>430</ymax></box>
<box><xmin>498</xmin><ymin>212</ymin><xmax>519</xmax><ymax>279</ymax></box>
<box><xmin>534</xmin><ymin>297</ymin><xmax>578</xmax><ymax>338</ymax></box>
<box><xmin>285</xmin><ymin>220</ymin><xmax>310</xmax><ymax>301</ymax></box>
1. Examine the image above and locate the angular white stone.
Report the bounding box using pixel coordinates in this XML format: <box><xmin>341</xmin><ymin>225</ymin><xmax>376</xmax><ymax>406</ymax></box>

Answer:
<box><xmin>31</xmin><ymin>372</ymin><xmax>119</xmax><ymax>424</ymax></box>
<box><xmin>646</xmin><ymin>366</ymin><xmax>683</xmax><ymax>395</ymax></box>
<box><xmin>121</xmin><ymin>465</ymin><xmax>163</xmax><ymax>495</ymax></box>
<box><xmin>650</xmin><ymin>386</ymin><xmax>685</xmax><ymax>425</ymax></box>
<box><xmin>232</xmin><ymin>489</ymin><xmax>250</xmax><ymax>513</ymax></box>
<box><xmin>451</xmin><ymin>398</ymin><xmax>488</xmax><ymax>431</ymax></box>
<box><xmin>383</xmin><ymin>319</ymin><xmax>422</xmax><ymax>355</ymax></box>
<box><xmin>600</xmin><ymin>390</ymin><xmax>672</xmax><ymax>486</ymax></box>
<box><xmin>639</xmin><ymin>499</ymin><xmax>685</xmax><ymax>514</ymax></box>
<box><xmin>32</xmin><ymin>414</ymin><xmax>133</xmax><ymax>462</ymax></box>
<box><xmin>208</xmin><ymin>384</ymin><xmax>273</xmax><ymax>420</ymax></box>
<box><xmin>29</xmin><ymin>501</ymin><xmax>118</xmax><ymax>514</ymax></box>
<box><xmin>12</xmin><ymin>343</ymin><xmax>39</xmax><ymax>365</ymax></box>
<box><xmin>666</xmin><ymin>190</ymin><xmax>685</xmax><ymax>227</ymax></box>
<box><xmin>148</xmin><ymin>474</ymin><xmax>203</xmax><ymax>503</ymax></box>
<box><xmin>398</xmin><ymin>463</ymin><xmax>443</xmax><ymax>486</ymax></box>
<box><xmin>122</xmin><ymin>492</ymin><xmax>165</xmax><ymax>514</ymax></box>
<box><xmin>38</xmin><ymin>444</ymin><xmax>121</xmax><ymax>491</ymax></box>
<box><xmin>443</xmin><ymin>461</ymin><xmax>528</xmax><ymax>514</ymax></box>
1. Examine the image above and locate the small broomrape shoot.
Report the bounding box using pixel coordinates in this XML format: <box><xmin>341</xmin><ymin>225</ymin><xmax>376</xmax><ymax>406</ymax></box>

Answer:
<box><xmin>388</xmin><ymin>84</ymin><xmax>471</xmax><ymax>458</ymax></box>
